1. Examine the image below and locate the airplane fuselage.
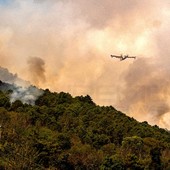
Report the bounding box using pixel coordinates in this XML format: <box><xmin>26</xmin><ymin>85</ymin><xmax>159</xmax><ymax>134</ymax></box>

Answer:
<box><xmin>111</xmin><ymin>54</ymin><xmax>136</xmax><ymax>61</ymax></box>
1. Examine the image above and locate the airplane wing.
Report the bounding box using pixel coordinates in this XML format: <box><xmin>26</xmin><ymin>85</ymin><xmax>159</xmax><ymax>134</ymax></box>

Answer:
<box><xmin>110</xmin><ymin>55</ymin><xmax>122</xmax><ymax>58</ymax></box>
<box><xmin>127</xmin><ymin>56</ymin><xmax>136</xmax><ymax>59</ymax></box>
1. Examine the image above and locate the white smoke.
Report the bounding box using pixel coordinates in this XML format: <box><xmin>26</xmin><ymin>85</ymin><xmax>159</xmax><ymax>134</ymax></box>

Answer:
<box><xmin>0</xmin><ymin>66</ymin><xmax>43</xmax><ymax>105</ymax></box>
<box><xmin>10</xmin><ymin>85</ymin><xmax>43</xmax><ymax>105</ymax></box>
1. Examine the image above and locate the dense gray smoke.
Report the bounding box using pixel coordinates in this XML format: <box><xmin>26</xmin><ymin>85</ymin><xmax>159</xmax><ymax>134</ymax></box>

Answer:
<box><xmin>0</xmin><ymin>0</ymin><xmax>170</xmax><ymax>128</ymax></box>
<box><xmin>0</xmin><ymin>66</ymin><xmax>29</xmax><ymax>86</ymax></box>
<box><xmin>0</xmin><ymin>66</ymin><xmax>18</xmax><ymax>83</ymax></box>
<box><xmin>27</xmin><ymin>57</ymin><xmax>46</xmax><ymax>86</ymax></box>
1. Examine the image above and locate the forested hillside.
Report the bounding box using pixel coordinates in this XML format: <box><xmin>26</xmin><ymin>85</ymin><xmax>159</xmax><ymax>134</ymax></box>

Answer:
<box><xmin>0</xmin><ymin>81</ymin><xmax>170</xmax><ymax>169</ymax></box>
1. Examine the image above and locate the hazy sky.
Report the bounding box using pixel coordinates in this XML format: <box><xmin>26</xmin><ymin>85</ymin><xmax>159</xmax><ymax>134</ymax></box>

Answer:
<box><xmin>0</xmin><ymin>0</ymin><xmax>170</xmax><ymax>129</ymax></box>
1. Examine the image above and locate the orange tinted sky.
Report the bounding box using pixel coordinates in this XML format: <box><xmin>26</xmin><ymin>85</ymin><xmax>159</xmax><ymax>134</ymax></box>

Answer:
<box><xmin>0</xmin><ymin>0</ymin><xmax>170</xmax><ymax>129</ymax></box>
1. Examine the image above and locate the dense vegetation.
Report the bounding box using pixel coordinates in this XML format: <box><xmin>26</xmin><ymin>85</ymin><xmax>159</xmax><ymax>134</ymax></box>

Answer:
<box><xmin>0</xmin><ymin>81</ymin><xmax>170</xmax><ymax>169</ymax></box>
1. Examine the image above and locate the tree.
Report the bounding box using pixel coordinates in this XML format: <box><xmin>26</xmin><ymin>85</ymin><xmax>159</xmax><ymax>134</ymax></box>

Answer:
<box><xmin>100</xmin><ymin>156</ymin><xmax>125</xmax><ymax>170</ymax></box>
<box><xmin>2</xmin><ymin>141</ymin><xmax>40</xmax><ymax>169</ymax></box>
<box><xmin>0</xmin><ymin>91</ymin><xmax>10</xmax><ymax>108</ymax></box>
<box><xmin>10</xmin><ymin>100</ymin><xmax>23</xmax><ymax>111</ymax></box>
<box><xmin>149</xmin><ymin>147</ymin><xmax>163</xmax><ymax>170</ymax></box>
<box><xmin>121</xmin><ymin>136</ymin><xmax>144</xmax><ymax>157</ymax></box>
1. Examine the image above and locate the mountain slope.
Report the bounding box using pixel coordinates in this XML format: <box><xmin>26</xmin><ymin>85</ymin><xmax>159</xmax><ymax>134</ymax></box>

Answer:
<box><xmin>0</xmin><ymin>80</ymin><xmax>169</xmax><ymax>169</ymax></box>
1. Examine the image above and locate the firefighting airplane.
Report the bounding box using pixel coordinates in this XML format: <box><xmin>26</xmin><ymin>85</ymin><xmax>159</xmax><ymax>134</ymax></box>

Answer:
<box><xmin>111</xmin><ymin>54</ymin><xmax>136</xmax><ymax>61</ymax></box>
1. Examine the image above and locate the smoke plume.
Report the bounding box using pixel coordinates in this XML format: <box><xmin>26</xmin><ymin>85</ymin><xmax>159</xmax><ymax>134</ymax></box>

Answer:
<box><xmin>119</xmin><ymin>58</ymin><xmax>170</xmax><ymax>129</ymax></box>
<box><xmin>0</xmin><ymin>0</ymin><xmax>170</xmax><ymax>128</ymax></box>
<box><xmin>27</xmin><ymin>57</ymin><xmax>46</xmax><ymax>86</ymax></box>
<box><xmin>0</xmin><ymin>66</ymin><xmax>18</xmax><ymax>83</ymax></box>
<box><xmin>0</xmin><ymin>66</ymin><xmax>43</xmax><ymax>105</ymax></box>
<box><xmin>10</xmin><ymin>85</ymin><xmax>43</xmax><ymax>105</ymax></box>
<box><xmin>0</xmin><ymin>66</ymin><xmax>30</xmax><ymax>86</ymax></box>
